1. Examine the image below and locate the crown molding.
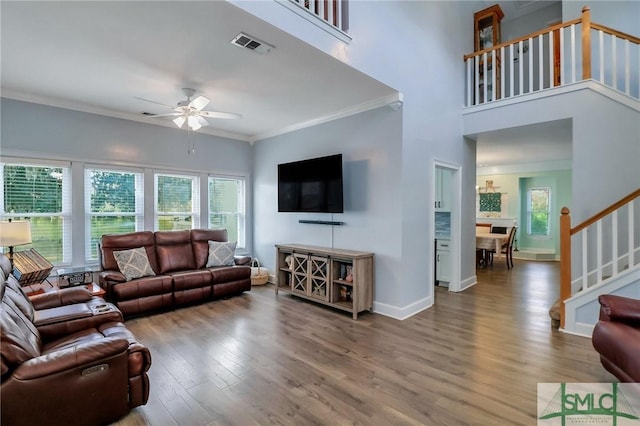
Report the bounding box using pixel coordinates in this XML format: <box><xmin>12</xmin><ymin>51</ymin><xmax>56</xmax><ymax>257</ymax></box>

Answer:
<box><xmin>0</xmin><ymin>89</ymin><xmax>253</xmax><ymax>143</ymax></box>
<box><xmin>251</xmin><ymin>92</ymin><xmax>403</xmax><ymax>142</ymax></box>
<box><xmin>2</xmin><ymin>89</ymin><xmax>403</xmax><ymax>145</ymax></box>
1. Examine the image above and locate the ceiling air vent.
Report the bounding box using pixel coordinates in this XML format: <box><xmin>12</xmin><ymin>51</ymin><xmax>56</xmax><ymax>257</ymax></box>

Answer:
<box><xmin>231</xmin><ymin>33</ymin><xmax>274</xmax><ymax>55</ymax></box>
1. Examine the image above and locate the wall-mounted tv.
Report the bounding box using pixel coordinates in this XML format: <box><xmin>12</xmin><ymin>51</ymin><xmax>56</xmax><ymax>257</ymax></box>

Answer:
<box><xmin>278</xmin><ymin>154</ymin><xmax>344</xmax><ymax>213</ymax></box>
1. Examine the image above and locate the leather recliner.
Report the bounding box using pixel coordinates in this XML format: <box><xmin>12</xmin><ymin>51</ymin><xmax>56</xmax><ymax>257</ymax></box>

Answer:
<box><xmin>592</xmin><ymin>294</ymin><xmax>640</xmax><ymax>382</ymax></box>
<box><xmin>0</xmin><ymin>254</ymin><xmax>152</xmax><ymax>426</ymax></box>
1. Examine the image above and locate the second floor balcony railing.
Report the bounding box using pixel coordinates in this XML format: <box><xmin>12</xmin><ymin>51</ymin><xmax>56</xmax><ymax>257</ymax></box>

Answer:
<box><xmin>288</xmin><ymin>0</ymin><xmax>349</xmax><ymax>33</ymax></box>
<box><xmin>463</xmin><ymin>7</ymin><xmax>640</xmax><ymax>107</ymax></box>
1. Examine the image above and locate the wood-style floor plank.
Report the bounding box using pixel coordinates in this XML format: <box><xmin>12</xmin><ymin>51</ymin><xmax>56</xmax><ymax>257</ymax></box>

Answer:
<box><xmin>113</xmin><ymin>260</ymin><xmax>611</xmax><ymax>425</ymax></box>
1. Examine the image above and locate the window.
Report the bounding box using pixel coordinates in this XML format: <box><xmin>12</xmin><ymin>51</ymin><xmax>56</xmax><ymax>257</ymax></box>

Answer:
<box><xmin>155</xmin><ymin>173</ymin><xmax>200</xmax><ymax>231</ymax></box>
<box><xmin>527</xmin><ymin>188</ymin><xmax>551</xmax><ymax>236</ymax></box>
<box><xmin>1</xmin><ymin>160</ymin><xmax>72</xmax><ymax>264</ymax></box>
<box><xmin>85</xmin><ymin>167</ymin><xmax>144</xmax><ymax>261</ymax></box>
<box><xmin>208</xmin><ymin>177</ymin><xmax>245</xmax><ymax>247</ymax></box>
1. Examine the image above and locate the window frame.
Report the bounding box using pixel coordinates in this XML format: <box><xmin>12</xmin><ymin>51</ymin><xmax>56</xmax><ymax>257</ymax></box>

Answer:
<box><xmin>527</xmin><ymin>187</ymin><xmax>551</xmax><ymax>237</ymax></box>
<box><xmin>0</xmin><ymin>158</ymin><xmax>72</xmax><ymax>265</ymax></box>
<box><xmin>84</xmin><ymin>165</ymin><xmax>144</xmax><ymax>262</ymax></box>
<box><xmin>154</xmin><ymin>172</ymin><xmax>200</xmax><ymax>231</ymax></box>
<box><xmin>208</xmin><ymin>175</ymin><xmax>246</xmax><ymax>248</ymax></box>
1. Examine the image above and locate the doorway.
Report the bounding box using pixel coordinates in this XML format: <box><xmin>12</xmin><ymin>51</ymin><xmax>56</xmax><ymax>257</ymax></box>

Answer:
<box><xmin>433</xmin><ymin>162</ymin><xmax>461</xmax><ymax>293</ymax></box>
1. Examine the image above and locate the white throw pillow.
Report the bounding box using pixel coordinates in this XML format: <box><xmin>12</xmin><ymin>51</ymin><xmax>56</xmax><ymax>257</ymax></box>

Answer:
<box><xmin>113</xmin><ymin>247</ymin><xmax>156</xmax><ymax>281</ymax></box>
<box><xmin>206</xmin><ymin>241</ymin><xmax>237</xmax><ymax>267</ymax></box>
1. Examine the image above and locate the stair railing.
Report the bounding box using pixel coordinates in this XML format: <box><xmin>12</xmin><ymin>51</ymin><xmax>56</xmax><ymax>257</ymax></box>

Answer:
<box><xmin>559</xmin><ymin>188</ymin><xmax>640</xmax><ymax>328</ymax></box>
<box><xmin>464</xmin><ymin>6</ymin><xmax>640</xmax><ymax>107</ymax></box>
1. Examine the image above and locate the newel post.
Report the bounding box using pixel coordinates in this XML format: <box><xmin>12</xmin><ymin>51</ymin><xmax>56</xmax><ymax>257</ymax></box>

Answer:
<box><xmin>559</xmin><ymin>207</ymin><xmax>572</xmax><ymax>329</ymax></box>
<box><xmin>581</xmin><ymin>6</ymin><xmax>592</xmax><ymax>80</ymax></box>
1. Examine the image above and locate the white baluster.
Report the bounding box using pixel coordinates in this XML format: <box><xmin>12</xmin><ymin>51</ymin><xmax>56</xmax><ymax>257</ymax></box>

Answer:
<box><xmin>491</xmin><ymin>49</ymin><xmax>496</xmax><ymax>101</ymax></box>
<box><xmin>327</xmin><ymin>0</ymin><xmax>333</xmax><ymax>26</ymax></box>
<box><xmin>599</xmin><ymin>30</ymin><xmax>604</xmax><ymax>83</ymax></box>
<box><xmin>500</xmin><ymin>46</ymin><xmax>505</xmax><ymax>99</ymax></box>
<box><xmin>582</xmin><ymin>231</ymin><xmax>588</xmax><ymax>291</ymax></box>
<box><xmin>612</xmin><ymin>35</ymin><xmax>617</xmax><ymax>89</ymax></box>
<box><xmin>518</xmin><ymin>41</ymin><xmax>524</xmax><ymax>95</ymax></box>
<box><xmin>317</xmin><ymin>0</ymin><xmax>324</xmax><ymax>22</ymax></box>
<box><xmin>483</xmin><ymin>52</ymin><xmax>488</xmax><ymax>103</ymax></box>
<box><xmin>548</xmin><ymin>31</ymin><xmax>554</xmax><ymax>88</ymax></box>
<box><xmin>474</xmin><ymin>55</ymin><xmax>480</xmax><ymax>106</ymax></box>
<box><xmin>538</xmin><ymin>34</ymin><xmax>544</xmax><ymax>91</ymax></box>
<box><xmin>509</xmin><ymin>43</ymin><xmax>514</xmax><ymax>97</ymax></box>
<box><xmin>624</xmin><ymin>39</ymin><xmax>630</xmax><ymax>95</ymax></box>
<box><xmin>570</xmin><ymin>24</ymin><xmax>576</xmax><ymax>83</ymax></box>
<box><xmin>560</xmin><ymin>28</ymin><xmax>566</xmax><ymax>85</ymax></box>
<box><xmin>335</xmin><ymin>0</ymin><xmax>341</xmax><ymax>29</ymax></box>
<box><xmin>630</xmin><ymin>200</ymin><xmax>635</xmax><ymax>267</ymax></box>
<box><xmin>528</xmin><ymin>37</ymin><xmax>534</xmax><ymax>93</ymax></box>
<box><xmin>597</xmin><ymin>220</ymin><xmax>603</xmax><ymax>284</ymax></box>
<box><xmin>612</xmin><ymin>211</ymin><xmax>618</xmax><ymax>275</ymax></box>
<box><xmin>466</xmin><ymin>59</ymin><xmax>471</xmax><ymax>107</ymax></box>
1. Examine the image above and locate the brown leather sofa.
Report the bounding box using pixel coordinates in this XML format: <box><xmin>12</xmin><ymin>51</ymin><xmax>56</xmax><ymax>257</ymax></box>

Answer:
<box><xmin>0</xmin><ymin>254</ymin><xmax>151</xmax><ymax>426</ymax></box>
<box><xmin>592</xmin><ymin>294</ymin><xmax>640</xmax><ymax>382</ymax></box>
<box><xmin>99</xmin><ymin>228</ymin><xmax>251</xmax><ymax>317</ymax></box>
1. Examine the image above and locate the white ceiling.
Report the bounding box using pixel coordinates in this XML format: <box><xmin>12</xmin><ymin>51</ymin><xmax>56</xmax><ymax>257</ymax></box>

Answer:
<box><xmin>0</xmin><ymin>1</ymin><xmax>397</xmax><ymax>142</ymax></box>
<box><xmin>1</xmin><ymin>0</ymin><xmax>569</xmax><ymax>166</ymax></box>
<box><xmin>476</xmin><ymin>120</ymin><xmax>572</xmax><ymax>167</ymax></box>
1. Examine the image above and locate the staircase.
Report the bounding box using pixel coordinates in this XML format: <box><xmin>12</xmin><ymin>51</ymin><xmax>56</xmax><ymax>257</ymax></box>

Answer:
<box><xmin>557</xmin><ymin>189</ymin><xmax>640</xmax><ymax>336</ymax></box>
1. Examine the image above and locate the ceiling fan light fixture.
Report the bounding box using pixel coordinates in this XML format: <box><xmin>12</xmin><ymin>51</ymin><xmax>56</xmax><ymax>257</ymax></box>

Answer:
<box><xmin>173</xmin><ymin>116</ymin><xmax>186</xmax><ymax>128</ymax></box>
<box><xmin>187</xmin><ymin>115</ymin><xmax>202</xmax><ymax>131</ymax></box>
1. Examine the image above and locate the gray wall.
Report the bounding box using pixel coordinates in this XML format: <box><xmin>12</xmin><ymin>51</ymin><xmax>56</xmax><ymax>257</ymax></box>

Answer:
<box><xmin>253</xmin><ymin>107</ymin><xmax>403</xmax><ymax>306</ymax></box>
<box><xmin>1</xmin><ymin>98</ymin><xmax>254</xmax><ymax>262</ymax></box>
<box><xmin>242</xmin><ymin>1</ymin><xmax>482</xmax><ymax>316</ymax></box>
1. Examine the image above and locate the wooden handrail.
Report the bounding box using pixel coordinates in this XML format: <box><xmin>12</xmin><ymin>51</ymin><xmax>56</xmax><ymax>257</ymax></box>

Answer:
<box><xmin>571</xmin><ymin>188</ymin><xmax>640</xmax><ymax>234</ymax></box>
<box><xmin>463</xmin><ymin>6</ymin><xmax>639</xmax><ymax>62</ymax></box>
<box><xmin>592</xmin><ymin>23</ymin><xmax>640</xmax><ymax>44</ymax></box>
<box><xmin>463</xmin><ymin>18</ymin><xmax>581</xmax><ymax>61</ymax></box>
<box><xmin>559</xmin><ymin>187</ymin><xmax>640</xmax><ymax>329</ymax></box>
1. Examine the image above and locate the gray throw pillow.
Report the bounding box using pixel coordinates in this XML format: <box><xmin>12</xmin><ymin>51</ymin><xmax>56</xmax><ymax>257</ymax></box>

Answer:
<box><xmin>113</xmin><ymin>247</ymin><xmax>156</xmax><ymax>281</ymax></box>
<box><xmin>206</xmin><ymin>241</ymin><xmax>237</xmax><ymax>267</ymax></box>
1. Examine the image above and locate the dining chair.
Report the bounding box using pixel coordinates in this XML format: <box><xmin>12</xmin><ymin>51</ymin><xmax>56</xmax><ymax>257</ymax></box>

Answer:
<box><xmin>486</xmin><ymin>226</ymin><xmax>516</xmax><ymax>268</ymax></box>
<box><xmin>475</xmin><ymin>223</ymin><xmax>492</xmax><ymax>266</ymax></box>
<box><xmin>500</xmin><ymin>226</ymin><xmax>517</xmax><ymax>269</ymax></box>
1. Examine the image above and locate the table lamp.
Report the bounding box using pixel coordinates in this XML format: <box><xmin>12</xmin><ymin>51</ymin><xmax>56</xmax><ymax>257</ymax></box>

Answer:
<box><xmin>0</xmin><ymin>219</ymin><xmax>32</xmax><ymax>268</ymax></box>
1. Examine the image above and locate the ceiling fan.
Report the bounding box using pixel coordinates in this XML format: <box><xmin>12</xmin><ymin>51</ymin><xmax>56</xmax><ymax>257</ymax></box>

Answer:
<box><xmin>136</xmin><ymin>88</ymin><xmax>241</xmax><ymax>131</ymax></box>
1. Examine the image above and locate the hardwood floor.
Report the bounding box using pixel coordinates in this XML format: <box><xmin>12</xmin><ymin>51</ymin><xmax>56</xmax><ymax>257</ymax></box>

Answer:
<box><xmin>115</xmin><ymin>260</ymin><xmax>611</xmax><ymax>425</ymax></box>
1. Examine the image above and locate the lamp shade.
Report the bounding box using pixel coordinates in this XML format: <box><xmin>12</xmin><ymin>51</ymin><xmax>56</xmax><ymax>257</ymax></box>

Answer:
<box><xmin>0</xmin><ymin>220</ymin><xmax>32</xmax><ymax>247</ymax></box>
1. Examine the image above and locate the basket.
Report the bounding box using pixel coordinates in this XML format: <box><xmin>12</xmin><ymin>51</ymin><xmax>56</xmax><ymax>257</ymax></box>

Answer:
<box><xmin>250</xmin><ymin>258</ymin><xmax>269</xmax><ymax>285</ymax></box>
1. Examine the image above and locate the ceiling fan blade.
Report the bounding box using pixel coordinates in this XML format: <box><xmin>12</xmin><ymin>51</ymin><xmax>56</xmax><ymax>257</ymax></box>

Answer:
<box><xmin>146</xmin><ymin>112</ymin><xmax>182</xmax><ymax>117</ymax></box>
<box><xmin>134</xmin><ymin>96</ymin><xmax>176</xmax><ymax>110</ymax></box>
<box><xmin>198</xmin><ymin>110</ymin><xmax>242</xmax><ymax>119</ymax></box>
<box><xmin>189</xmin><ymin>95</ymin><xmax>210</xmax><ymax>111</ymax></box>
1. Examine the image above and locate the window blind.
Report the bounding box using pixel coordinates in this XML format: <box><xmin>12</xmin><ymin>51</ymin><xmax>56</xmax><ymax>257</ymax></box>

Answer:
<box><xmin>154</xmin><ymin>173</ymin><xmax>200</xmax><ymax>230</ymax></box>
<box><xmin>1</xmin><ymin>160</ymin><xmax>72</xmax><ymax>265</ymax></box>
<box><xmin>208</xmin><ymin>177</ymin><xmax>245</xmax><ymax>247</ymax></box>
<box><xmin>84</xmin><ymin>166</ymin><xmax>144</xmax><ymax>261</ymax></box>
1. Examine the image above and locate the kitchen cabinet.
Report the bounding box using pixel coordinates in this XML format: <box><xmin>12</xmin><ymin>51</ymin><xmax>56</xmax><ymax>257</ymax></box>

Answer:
<box><xmin>435</xmin><ymin>239</ymin><xmax>451</xmax><ymax>286</ymax></box>
<box><xmin>435</xmin><ymin>167</ymin><xmax>452</xmax><ymax>212</ymax></box>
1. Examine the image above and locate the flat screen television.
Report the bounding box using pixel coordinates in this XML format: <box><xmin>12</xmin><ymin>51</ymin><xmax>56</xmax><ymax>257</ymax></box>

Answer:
<box><xmin>278</xmin><ymin>154</ymin><xmax>343</xmax><ymax>213</ymax></box>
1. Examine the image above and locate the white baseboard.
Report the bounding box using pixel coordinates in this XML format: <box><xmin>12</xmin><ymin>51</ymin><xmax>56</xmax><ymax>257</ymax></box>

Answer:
<box><xmin>458</xmin><ymin>275</ymin><xmax>477</xmax><ymax>291</ymax></box>
<box><xmin>373</xmin><ymin>296</ymin><xmax>433</xmax><ymax>320</ymax></box>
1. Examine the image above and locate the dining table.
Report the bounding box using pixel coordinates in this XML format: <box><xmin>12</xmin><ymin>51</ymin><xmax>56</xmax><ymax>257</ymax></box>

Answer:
<box><xmin>476</xmin><ymin>231</ymin><xmax>510</xmax><ymax>263</ymax></box>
